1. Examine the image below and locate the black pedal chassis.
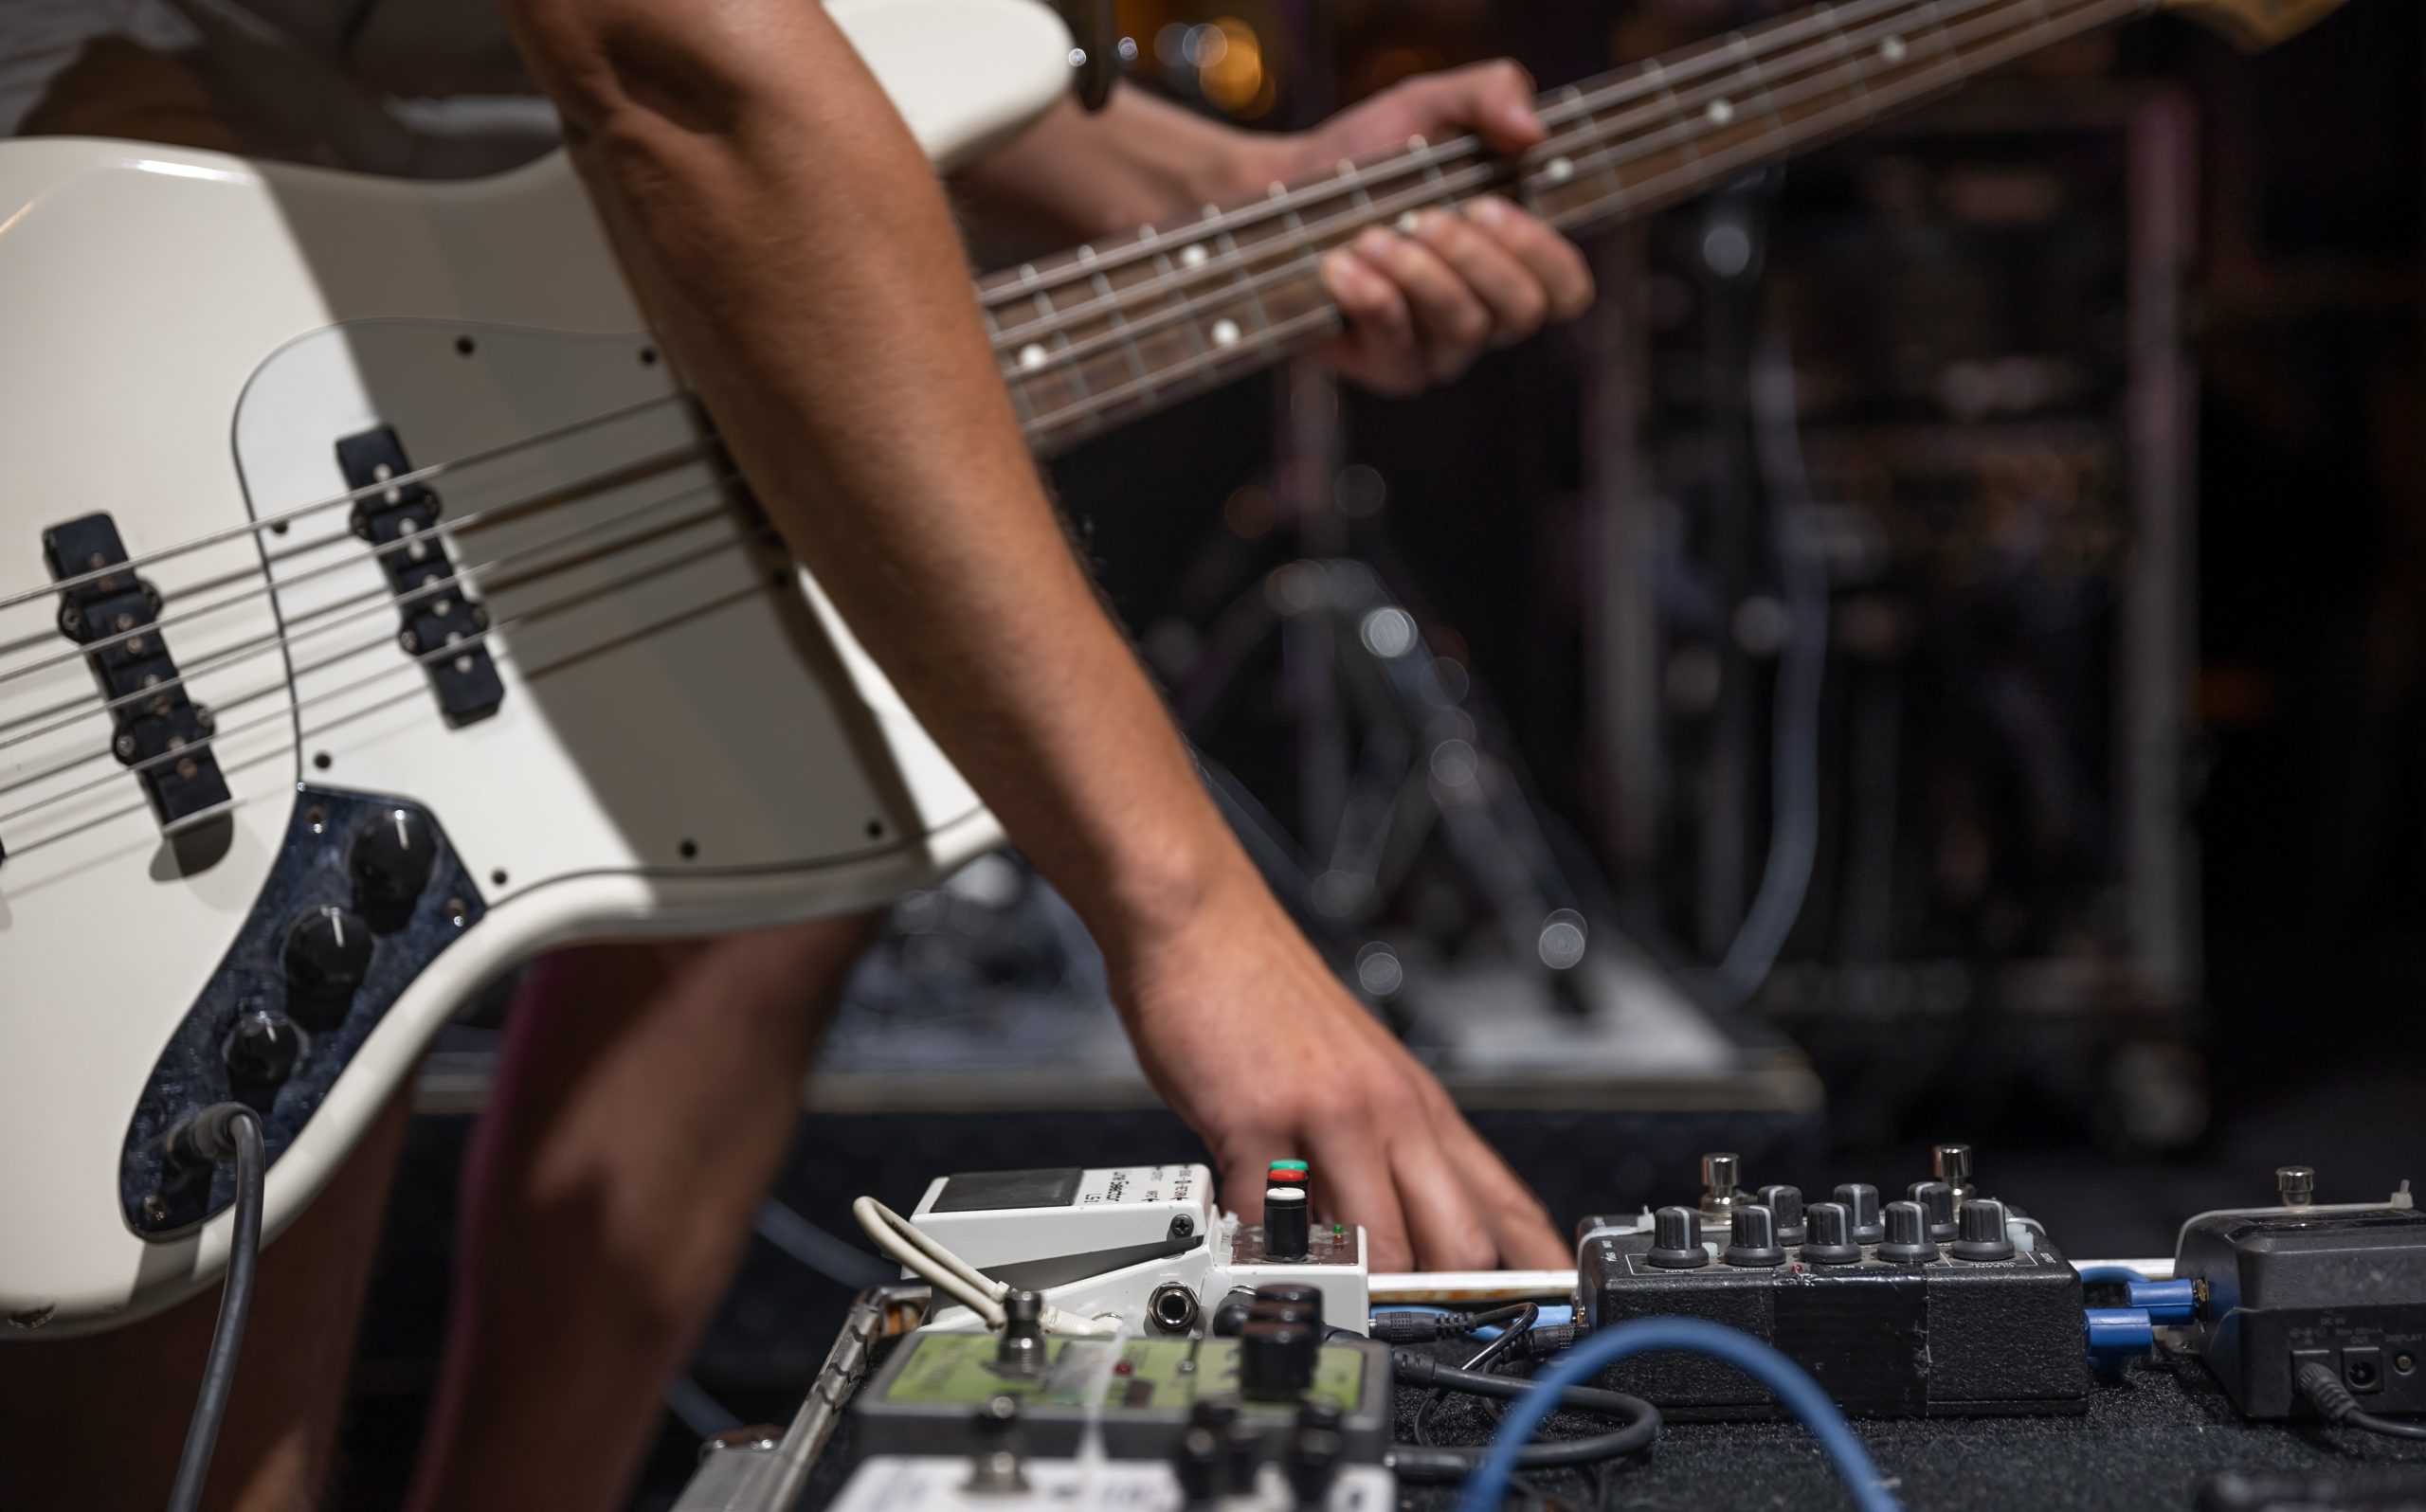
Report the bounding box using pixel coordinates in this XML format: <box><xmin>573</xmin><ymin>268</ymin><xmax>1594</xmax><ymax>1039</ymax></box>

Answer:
<box><xmin>1578</xmin><ymin>1219</ymin><xmax>2090</xmax><ymax>1419</ymax></box>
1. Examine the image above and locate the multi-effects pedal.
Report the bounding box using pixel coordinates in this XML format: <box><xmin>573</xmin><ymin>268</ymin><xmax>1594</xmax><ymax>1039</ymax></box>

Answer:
<box><xmin>1572</xmin><ymin>1145</ymin><xmax>2091</xmax><ymax>1418</ymax></box>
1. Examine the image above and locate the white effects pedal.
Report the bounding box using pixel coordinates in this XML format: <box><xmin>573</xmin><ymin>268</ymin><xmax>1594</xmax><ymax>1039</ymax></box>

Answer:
<box><xmin>905</xmin><ymin>1162</ymin><xmax>1369</xmax><ymax>1338</ymax></box>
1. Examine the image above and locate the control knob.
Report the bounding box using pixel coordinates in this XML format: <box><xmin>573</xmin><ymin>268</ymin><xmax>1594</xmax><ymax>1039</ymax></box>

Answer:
<box><xmin>1875</xmin><ymin>1200</ymin><xmax>1939</xmax><ymax>1265</ymax></box>
<box><xmin>1722</xmin><ymin>1204</ymin><xmax>1785</xmax><ymax>1268</ymax></box>
<box><xmin>1908</xmin><ymin>1180</ymin><xmax>1959</xmax><ymax>1242</ymax></box>
<box><xmin>1950</xmin><ymin>1198</ymin><xmax>2018</xmax><ymax>1262</ymax></box>
<box><xmin>1645</xmin><ymin>1205</ymin><xmax>1710</xmax><ymax>1269</ymax></box>
<box><xmin>1757</xmin><ymin>1184</ymin><xmax>1806</xmax><ymax>1245</ymax></box>
<box><xmin>352</xmin><ymin>806</ymin><xmax>436</xmax><ymax>913</ymax></box>
<box><xmin>283</xmin><ymin>904</ymin><xmax>373</xmax><ymax>1016</ymax></box>
<box><xmin>1262</xmin><ymin>1184</ymin><xmax>1312</xmax><ymax>1262</ymax></box>
<box><xmin>1834</xmin><ymin>1182</ymin><xmax>1885</xmax><ymax>1246</ymax></box>
<box><xmin>224</xmin><ymin>1004</ymin><xmax>302</xmax><ymax>1090</ymax></box>
<box><xmin>1800</xmin><ymin>1201</ymin><xmax>1861</xmax><ymax>1266</ymax></box>
<box><xmin>1239</xmin><ymin>1317</ymin><xmax>1317</xmax><ymax>1401</ymax></box>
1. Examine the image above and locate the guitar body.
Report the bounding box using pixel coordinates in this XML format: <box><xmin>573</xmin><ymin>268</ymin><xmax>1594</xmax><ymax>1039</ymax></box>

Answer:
<box><xmin>0</xmin><ymin>0</ymin><xmax>1068</xmax><ymax>1335</ymax></box>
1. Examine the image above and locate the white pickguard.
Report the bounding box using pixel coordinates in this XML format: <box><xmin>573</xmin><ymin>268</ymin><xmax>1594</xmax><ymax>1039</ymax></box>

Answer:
<box><xmin>0</xmin><ymin>0</ymin><xmax>1068</xmax><ymax>1335</ymax></box>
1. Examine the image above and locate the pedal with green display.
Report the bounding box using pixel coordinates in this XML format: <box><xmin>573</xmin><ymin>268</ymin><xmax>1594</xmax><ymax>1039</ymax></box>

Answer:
<box><xmin>854</xmin><ymin>1332</ymin><xmax>1394</xmax><ymax>1462</ymax></box>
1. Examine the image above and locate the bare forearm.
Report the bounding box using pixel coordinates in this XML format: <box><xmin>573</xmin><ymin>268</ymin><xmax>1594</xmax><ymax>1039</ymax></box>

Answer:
<box><xmin>500</xmin><ymin>0</ymin><xmax>1249</xmax><ymax>951</ymax></box>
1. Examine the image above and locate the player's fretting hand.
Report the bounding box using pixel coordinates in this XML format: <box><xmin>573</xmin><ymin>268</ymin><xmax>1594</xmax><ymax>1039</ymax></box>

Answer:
<box><xmin>1285</xmin><ymin>61</ymin><xmax>1596</xmax><ymax>396</ymax></box>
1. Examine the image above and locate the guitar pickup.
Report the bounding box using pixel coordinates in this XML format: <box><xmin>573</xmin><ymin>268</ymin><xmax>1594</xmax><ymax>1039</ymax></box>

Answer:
<box><xmin>43</xmin><ymin>513</ymin><xmax>233</xmax><ymax>829</ymax></box>
<box><xmin>335</xmin><ymin>425</ymin><xmax>505</xmax><ymax>727</ymax></box>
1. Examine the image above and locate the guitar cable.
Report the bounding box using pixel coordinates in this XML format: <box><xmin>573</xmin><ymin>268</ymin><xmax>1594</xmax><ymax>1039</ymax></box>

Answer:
<box><xmin>160</xmin><ymin>1104</ymin><xmax>267</xmax><ymax>1512</ymax></box>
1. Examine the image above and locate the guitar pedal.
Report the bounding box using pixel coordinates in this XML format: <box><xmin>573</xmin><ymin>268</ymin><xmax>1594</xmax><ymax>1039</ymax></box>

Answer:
<box><xmin>1576</xmin><ymin>1146</ymin><xmax>2091</xmax><ymax>1419</ymax></box>
<box><xmin>901</xmin><ymin>1163</ymin><xmax>1368</xmax><ymax>1340</ymax></box>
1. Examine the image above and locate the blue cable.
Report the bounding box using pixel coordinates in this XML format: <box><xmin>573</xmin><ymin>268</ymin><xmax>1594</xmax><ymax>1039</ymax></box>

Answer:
<box><xmin>2073</xmin><ymin>1267</ymin><xmax>2194</xmax><ymax>1324</ymax></box>
<box><xmin>2073</xmin><ymin>1265</ymin><xmax>2148</xmax><ymax>1288</ymax></box>
<box><xmin>1453</xmin><ymin>1317</ymin><xmax>1901</xmax><ymax>1512</ymax></box>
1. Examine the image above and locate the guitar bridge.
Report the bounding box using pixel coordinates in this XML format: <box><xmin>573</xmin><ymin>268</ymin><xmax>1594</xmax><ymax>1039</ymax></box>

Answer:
<box><xmin>42</xmin><ymin>513</ymin><xmax>233</xmax><ymax>830</ymax></box>
<box><xmin>335</xmin><ymin>425</ymin><xmax>506</xmax><ymax>727</ymax></box>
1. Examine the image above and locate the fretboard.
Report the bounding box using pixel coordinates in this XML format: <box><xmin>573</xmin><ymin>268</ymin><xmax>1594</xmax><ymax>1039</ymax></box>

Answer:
<box><xmin>982</xmin><ymin>0</ymin><xmax>2156</xmax><ymax>458</ymax></box>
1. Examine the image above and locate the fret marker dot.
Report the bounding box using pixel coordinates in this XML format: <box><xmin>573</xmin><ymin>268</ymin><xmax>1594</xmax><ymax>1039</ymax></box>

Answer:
<box><xmin>1019</xmin><ymin>344</ymin><xmax>1048</xmax><ymax>371</ymax></box>
<box><xmin>1706</xmin><ymin>99</ymin><xmax>1736</xmax><ymax>126</ymax></box>
<box><xmin>1545</xmin><ymin>156</ymin><xmax>1575</xmax><ymax>184</ymax></box>
<box><xmin>1881</xmin><ymin>35</ymin><xmax>1908</xmax><ymax>62</ymax></box>
<box><xmin>1211</xmin><ymin>318</ymin><xmax>1241</xmax><ymax>349</ymax></box>
<box><xmin>1182</xmin><ymin>244</ymin><xmax>1209</xmax><ymax>268</ymax></box>
<box><xmin>1397</xmin><ymin>211</ymin><xmax>1421</xmax><ymax>236</ymax></box>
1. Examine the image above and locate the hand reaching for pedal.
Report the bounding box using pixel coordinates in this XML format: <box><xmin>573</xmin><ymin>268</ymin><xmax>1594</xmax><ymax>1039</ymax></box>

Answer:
<box><xmin>1109</xmin><ymin>869</ymin><xmax>1568</xmax><ymax>1273</ymax></box>
<box><xmin>1283</xmin><ymin>61</ymin><xmax>1597</xmax><ymax>397</ymax></box>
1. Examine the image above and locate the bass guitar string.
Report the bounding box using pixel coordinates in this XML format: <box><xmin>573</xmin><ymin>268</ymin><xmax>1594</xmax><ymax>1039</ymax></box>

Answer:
<box><xmin>0</xmin><ymin>440</ymin><xmax>711</xmax><ymax>693</ymax></box>
<box><xmin>988</xmin><ymin>0</ymin><xmax>2120</xmax><ymax>410</ymax></box>
<box><xmin>0</xmin><ymin>388</ymin><xmax>699</xmax><ymax>616</ymax></box>
<box><xmin>0</xmin><ymin>472</ymin><xmax>740</xmax><ymax>757</ymax></box>
<box><xmin>0</xmin><ymin>517</ymin><xmax>787</xmax><ymax>842</ymax></box>
<box><xmin>0</xmin><ymin>564</ymin><xmax>787</xmax><ymax>865</ymax></box>
<box><xmin>975</xmin><ymin>0</ymin><xmax>2015</xmax><ymax>324</ymax></box>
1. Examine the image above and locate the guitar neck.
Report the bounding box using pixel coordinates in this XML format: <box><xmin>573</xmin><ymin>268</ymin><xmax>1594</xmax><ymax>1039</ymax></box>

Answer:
<box><xmin>986</xmin><ymin>0</ymin><xmax>2156</xmax><ymax>459</ymax></box>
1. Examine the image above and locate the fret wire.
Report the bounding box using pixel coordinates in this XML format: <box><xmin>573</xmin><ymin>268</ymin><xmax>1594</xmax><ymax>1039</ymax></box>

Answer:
<box><xmin>1733</xmin><ymin>29</ymin><xmax>1789</xmax><ymax>141</ymax></box>
<box><xmin>1820</xmin><ymin>4</ymin><xmax>1880</xmax><ymax>125</ymax></box>
<box><xmin>1092</xmin><ymin>260</ymin><xmax>1153</xmax><ymax>390</ymax></box>
<box><xmin>1034</xmin><ymin>265</ymin><xmax>1106</xmax><ymax>430</ymax></box>
<box><xmin>1914</xmin><ymin>0</ymin><xmax>1967</xmax><ymax>78</ymax></box>
<box><xmin>1001</xmin><ymin>0</ymin><xmax>2117</xmax><ymax>393</ymax></box>
<box><xmin>1147</xmin><ymin>228</ymin><xmax>1219</xmax><ymax>372</ymax></box>
<box><xmin>979</xmin><ymin>0</ymin><xmax>2001</xmax><ymax>319</ymax></box>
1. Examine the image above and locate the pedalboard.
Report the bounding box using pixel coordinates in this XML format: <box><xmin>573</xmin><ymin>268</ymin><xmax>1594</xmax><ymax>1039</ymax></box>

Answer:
<box><xmin>1576</xmin><ymin>1146</ymin><xmax>2091</xmax><ymax>1419</ymax></box>
<box><xmin>855</xmin><ymin>1333</ymin><xmax>1393</xmax><ymax>1461</ymax></box>
<box><xmin>2175</xmin><ymin>1171</ymin><xmax>2426</xmax><ymax>1419</ymax></box>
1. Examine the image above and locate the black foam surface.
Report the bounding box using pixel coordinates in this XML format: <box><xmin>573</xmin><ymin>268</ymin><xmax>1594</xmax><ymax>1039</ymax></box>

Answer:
<box><xmin>1398</xmin><ymin>1343</ymin><xmax>2426</xmax><ymax>1511</ymax></box>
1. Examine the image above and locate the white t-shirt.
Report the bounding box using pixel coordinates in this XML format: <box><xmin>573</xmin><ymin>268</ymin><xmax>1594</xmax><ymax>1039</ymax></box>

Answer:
<box><xmin>2</xmin><ymin>0</ymin><xmax>561</xmax><ymax>176</ymax></box>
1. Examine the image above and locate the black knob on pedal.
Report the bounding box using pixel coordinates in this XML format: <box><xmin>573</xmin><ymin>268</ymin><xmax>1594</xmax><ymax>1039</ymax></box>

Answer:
<box><xmin>1757</xmin><ymin>1184</ymin><xmax>1806</xmax><ymax>1245</ymax></box>
<box><xmin>284</xmin><ymin>905</ymin><xmax>373</xmax><ymax>1017</ymax></box>
<box><xmin>1835</xmin><ymin>1182</ymin><xmax>1885</xmax><ymax>1245</ymax></box>
<box><xmin>1876</xmin><ymin>1200</ymin><xmax>1939</xmax><ymax>1265</ymax></box>
<box><xmin>352</xmin><ymin>807</ymin><xmax>437</xmax><ymax>914</ymax></box>
<box><xmin>1262</xmin><ymin>1185</ymin><xmax>1311</xmax><ymax>1262</ymax></box>
<box><xmin>1800</xmin><ymin>1201</ymin><xmax>1861</xmax><ymax>1266</ymax></box>
<box><xmin>1951</xmin><ymin>1198</ymin><xmax>2017</xmax><ymax>1262</ymax></box>
<box><xmin>1722</xmin><ymin>1203</ymin><xmax>1785</xmax><ymax>1268</ymax></box>
<box><xmin>1645</xmin><ymin>1205</ymin><xmax>1710</xmax><ymax>1269</ymax></box>
<box><xmin>1239</xmin><ymin>1317</ymin><xmax>1318</xmax><ymax>1401</ymax></box>
<box><xmin>224</xmin><ymin>1003</ymin><xmax>302</xmax><ymax>1090</ymax></box>
<box><xmin>1909</xmin><ymin>1180</ymin><xmax>1958</xmax><ymax>1242</ymax></box>
<box><xmin>1173</xmin><ymin>1425</ymin><xmax>1222</xmax><ymax>1506</ymax></box>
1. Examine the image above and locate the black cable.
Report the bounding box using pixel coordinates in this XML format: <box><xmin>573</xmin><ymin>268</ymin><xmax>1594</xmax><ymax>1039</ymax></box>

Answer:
<box><xmin>1388</xmin><ymin>1351</ymin><xmax>1660</xmax><ymax>1481</ymax></box>
<box><xmin>1368</xmin><ymin>1303</ymin><xmax>1532</xmax><ymax>1345</ymax></box>
<box><xmin>162</xmin><ymin>1105</ymin><xmax>266</xmax><ymax>1512</ymax></box>
<box><xmin>1417</xmin><ymin>1304</ymin><xmax>1538</xmax><ymax>1446</ymax></box>
<box><xmin>2297</xmin><ymin>1362</ymin><xmax>2426</xmax><ymax>1442</ymax></box>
